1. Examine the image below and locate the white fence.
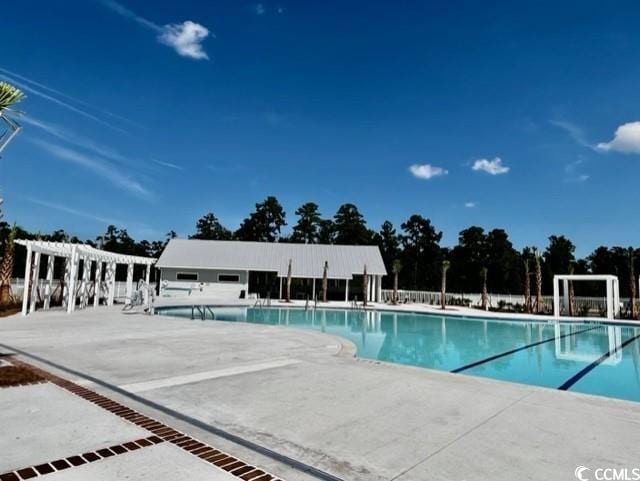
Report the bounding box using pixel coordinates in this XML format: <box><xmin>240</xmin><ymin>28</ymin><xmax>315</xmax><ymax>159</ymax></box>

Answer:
<box><xmin>381</xmin><ymin>289</ymin><xmax>628</xmax><ymax>314</ymax></box>
<box><xmin>9</xmin><ymin>278</ymin><xmax>131</xmax><ymax>303</ymax></box>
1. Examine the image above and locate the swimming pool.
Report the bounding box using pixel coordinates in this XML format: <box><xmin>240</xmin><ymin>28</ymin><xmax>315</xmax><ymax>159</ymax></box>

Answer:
<box><xmin>155</xmin><ymin>306</ymin><xmax>640</xmax><ymax>403</ymax></box>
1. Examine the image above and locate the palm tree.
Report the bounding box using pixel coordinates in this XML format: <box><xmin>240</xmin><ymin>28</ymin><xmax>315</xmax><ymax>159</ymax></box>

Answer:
<box><xmin>481</xmin><ymin>267</ymin><xmax>489</xmax><ymax>311</ymax></box>
<box><xmin>285</xmin><ymin>259</ymin><xmax>292</xmax><ymax>303</ymax></box>
<box><xmin>0</xmin><ymin>82</ymin><xmax>25</xmax><ymax>154</ymax></box>
<box><xmin>321</xmin><ymin>261</ymin><xmax>328</xmax><ymax>302</ymax></box>
<box><xmin>0</xmin><ymin>226</ymin><xmax>16</xmax><ymax>304</ymax></box>
<box><xmin>362</xmin><ymin>265</ymin><xmax>368</xmax><ymax>307</ymax></box>
<box><xmin>392</xmin><ymin>260</ymin><xmax>402</xmax><ymax>305</ymax></box>
<box><xmin>523</xmin><ymin>259</ymin><xmax>532</xmax><ymax>313</ymax></box>
<box><xmin>534</xmin><ymin>248</ymin><xmax>543</xmax><ymax>313</ymax></box>
<box><xmin>440</xmin><ymin>260</ymin><xmax>450</xmax><ymax>310</ymax></box>
<box><xmin>629</xmin><ymin>248</ymin><xmax>637</xmax><ymax>320</ymax></box>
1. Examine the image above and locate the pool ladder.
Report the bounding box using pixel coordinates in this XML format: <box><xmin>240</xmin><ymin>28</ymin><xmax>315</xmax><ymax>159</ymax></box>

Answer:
<box><xmin>191</xmin><ymin>305</ymin><xmax>216</xmax><ymax>320</ymax></box>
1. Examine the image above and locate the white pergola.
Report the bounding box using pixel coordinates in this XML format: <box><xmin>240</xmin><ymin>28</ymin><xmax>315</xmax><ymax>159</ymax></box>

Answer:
<box><xmin>553</xmin><ymin>274</ymin><xmax>620</xmax><ymax>320</ymax></box>
<box><xmin>16</xmin><ymin>240</ymin><xmax>156</xmax><ymax>316</ymax></box>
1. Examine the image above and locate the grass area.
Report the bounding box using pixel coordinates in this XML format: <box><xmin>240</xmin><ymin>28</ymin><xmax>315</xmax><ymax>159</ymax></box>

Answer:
<box><xmin>0</xmin><ymin>365</ymin><xmax>45</xmax><ymax>387</ymax></box>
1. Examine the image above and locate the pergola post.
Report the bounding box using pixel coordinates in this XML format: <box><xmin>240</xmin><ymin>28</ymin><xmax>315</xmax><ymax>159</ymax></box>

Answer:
<box><xmin>94</xmin><ymin>261</ymin><xmax>103</xmax><ymax>307</ymax></box>
<box><xmin>345</xmin><ymin>279</ymin><xmax>349</xmax><ymax>302</ymax></box>
<box><xmin>312</xmin><ymin>278</ymin><xmax>316</xmax><ymax>300</ymax></box>
<box><xmin>143</xmin><ymin>264</ymin><xmax>151</xmax><ymax>304</ymax></box>
<box><xmin>107</xmin><ymin>261</ymin><xmax>116</xmax><ymax>306</ymax></box>
<box><xmin>21</xmin><ymin>244</ymin><xmax>33</xmax><ymax>316</ymax></box>
<box><xmin>562</xmin><ymin>279</ymin><xmax>569</xmax><ymax>314</ymax></box>
<box><xmin>80</xmin><ymin>258</ymin><xmax>93</xmax><ymax>309</ymax></box>
<box><xmin>63</xmin><ymin>256</ymin><xmax>71</xmax><ymax>309</ymax></box>
<box><xmin>67</xmin><ymin>246</ymin><xmax>79</xmax><ymax>313</ymax></box>
<box><xmin>606</xmin><ymin>278</ymin><xmax>613</xmax><ymax>320</ymax></box>
<box><xmin>125</xmin><ymin>263</ymin><xmax>134</xmax><ymax>302</ymax></box>
<box><xmin>613</xmin><ymin>278</ymin><xmax>620</xmax><ymax>317</ymax></box>
<box><xmin>29</xmin><ymin>252</ymin><xmax>41</xmax><ymax>314</ymax></box>
<box><xmin>553</xmin><ymin>276</ymin><xmax>560</xmax><ymax>319</ymax></box>
<box><xmin>279</xmin><ymin>277</ymin><xmax>283</xmax><ymax>300</ymax></box>
<box><xmin>43</xmin><ymin>254</ymin><xmax>55</xmax><ymax>310</ymax></box>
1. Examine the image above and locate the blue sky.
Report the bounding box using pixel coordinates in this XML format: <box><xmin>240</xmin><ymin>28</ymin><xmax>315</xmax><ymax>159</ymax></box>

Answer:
<box><xmin>2</xmin><ymin>0</ymin><xmax>640</xmax><ymax>256</ymax></box>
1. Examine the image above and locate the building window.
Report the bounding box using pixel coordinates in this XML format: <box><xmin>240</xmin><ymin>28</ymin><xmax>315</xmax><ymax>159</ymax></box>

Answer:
<box><xmin>176</xmin><ymin>272</ymin><xmax>199</xmax><ymax>281</ymax></box>
<box><xmin>218</xmin><ymin>274</ymin><xmax>240</xmax><ymax>283</ymax></box>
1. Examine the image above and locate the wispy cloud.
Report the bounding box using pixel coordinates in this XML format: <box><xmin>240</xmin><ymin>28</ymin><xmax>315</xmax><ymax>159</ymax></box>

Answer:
<box><xmin>471</xmin><ymin>157</ymin><xmax>510</xmax><ymax>175</ymax></box>
<box><xmin>101</xmin><ymin>0</ymin><xmax>211</xmax><ymax>60</ymax></box>
<box><xmin>0</xmin><ymin>67</ymin><xmax>141</xmax><ymax>129</ymax></box>
<box><xmin>549</xmin><ymin>119</ymin><xmax>594</xmax><ymax>150</ymax></box>
<box><xmin>150</xmin><ymin>158</ymin><xmax>183</xmax><ymax>170</ymax></box>
<box><xmin>464</xmin><ymin>202</ymin><xmax>476</xmax><ymax>208</ymax></box>
<box><xmin>254</xmin><ymin>3</ymin><xmax>266</xmax><ymax>15</ymax></box>
<box><xmin>0</xmin><ymin>73</ymin><xmax>127</xmax><ymax>134</ymax></box>
<box><xmin>27</xmin><ymin>197</ymin><xmax>123</xmax><ymax>226</ymax></box>
<box><xmin>596</xmin><ymin>121</ymin><xmax>640</xmax><ymax>154</ymax></box>
<box><xmin>409</xmin><ymin>164</ymin><xmax>448</xmax><ymax>180</ymax></box>
<box><xmin>564</xmin><ymin>158</ymin><xmax>589</xmax><ymax>183</ymax></box>
<box><xmin>29</xmin><ymin>138</ymin><xmax>152</xmax><ymax>198</ymax></box>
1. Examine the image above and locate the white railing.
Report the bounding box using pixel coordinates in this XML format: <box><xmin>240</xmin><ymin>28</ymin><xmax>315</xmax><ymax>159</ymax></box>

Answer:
<box><xmin>381</xmin><ymin>289</ymin><xmax>628</xmax><ymax>314</ymax></box>
<box><xmin>9</xmin><ymin>278</ymin><xmax>131</xmax><ymax>302</ymax></box>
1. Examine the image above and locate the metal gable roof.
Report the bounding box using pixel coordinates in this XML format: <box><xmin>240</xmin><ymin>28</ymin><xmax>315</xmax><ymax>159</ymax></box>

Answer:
<box><xmin>156</xmin><ymin>239</ymin><xmax>387</xmax><ymax>279</ymax></box>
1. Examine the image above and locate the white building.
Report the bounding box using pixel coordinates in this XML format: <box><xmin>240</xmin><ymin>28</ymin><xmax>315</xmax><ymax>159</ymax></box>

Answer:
<box><xmin>156</xmin><ymin>239</ymin><xmax>387</xmax><ymax>302</ymax></box>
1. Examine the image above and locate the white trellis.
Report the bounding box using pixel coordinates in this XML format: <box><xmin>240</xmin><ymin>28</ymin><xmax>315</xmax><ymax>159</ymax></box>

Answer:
<box><xmin>16</xmin><ymin>240</ymin><xmax>156</xmax><ymax>316</ymax></box>
<box><xmin>553</xmin><ymin>274</ymin><xmax>620</xmax><ymax>320</ymax></box>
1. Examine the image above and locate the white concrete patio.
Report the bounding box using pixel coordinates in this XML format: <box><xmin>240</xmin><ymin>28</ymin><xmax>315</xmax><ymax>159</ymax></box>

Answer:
<box><xmin>1</xmin><ymin>306</ymin><xmax>639</xmax><ymax>481</ymax></box>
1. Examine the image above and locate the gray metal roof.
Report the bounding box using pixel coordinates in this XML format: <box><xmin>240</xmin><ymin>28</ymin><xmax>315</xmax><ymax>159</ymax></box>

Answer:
<box><xmin>156</xmin><ymin>239</ymin><xmax>387</xmax><ymax>279</ymax></box>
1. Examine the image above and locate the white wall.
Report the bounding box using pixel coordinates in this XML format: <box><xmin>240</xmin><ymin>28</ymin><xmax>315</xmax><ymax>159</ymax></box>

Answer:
<box><xmin>159</xmin><ymin>268</ymin><xmax>248</xmax><ymax>299</ymax></box>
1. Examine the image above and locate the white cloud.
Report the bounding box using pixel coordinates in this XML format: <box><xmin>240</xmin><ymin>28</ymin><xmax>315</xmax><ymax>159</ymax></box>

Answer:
<box><xmin>150</xmin><ymin>158</ymin><xmax>183</xmax><ymax>170</ymax></box>
<box><xmin>464</xmin><ymin>202</ymin><xmax>476</xmax><ymax>208</ymax></box>
<box><xmin>409</xmin><ymin>164</ymin><xmax>448</xmax><ymax>180</ymax></box>
<box><xmin>596</xmin><ymin>121</ymin><xmax>640</xmax><ymax>154</ymax></box>
<box><xmin>472</xmin><ymin>157</ymin><xmax>510</xmax><ymax>175</ymax></box>
<box><xmin>101</xmin><ymin>0</ymin><xmax>211</xmax><ymax>60</ymax></box>
<box><xmin>29</xmin><ymin>138</ymin><xmax>151</xmax><ymax>199</ymax></box>
<box><xmin>255</xmin><ymin>3</ymin><xmax>266</xmax><ymax>15</ymax></box>
<box><xmin>159</xmin><ymin>21</ymin><xmax>210</xmax><ymax>60</ymax></box>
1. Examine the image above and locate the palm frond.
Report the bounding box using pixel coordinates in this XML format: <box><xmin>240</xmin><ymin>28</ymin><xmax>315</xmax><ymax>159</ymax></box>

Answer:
<box><xmin>0</xmin><ymin>82</ymin><xmax>26</xmax><ymax>111</ymax></box>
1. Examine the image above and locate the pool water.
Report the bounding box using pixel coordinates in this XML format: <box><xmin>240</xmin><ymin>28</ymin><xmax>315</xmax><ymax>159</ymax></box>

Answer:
<box><xmin>155</xmin><ymin>306</ymin><xmax>640</xmax><ymax>403</ymax></box>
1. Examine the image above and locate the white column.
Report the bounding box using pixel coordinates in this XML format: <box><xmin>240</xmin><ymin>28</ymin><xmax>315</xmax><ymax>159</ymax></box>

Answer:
<box><xmin>613</xmin><ymin>278</ymin><xmax>620</xmax><ymax>317</ymax></box>
<box><xmin>279</xmin><ymin>277</ymin><xmax>283</xmax><ymax>300</ymax></box>
<box><xmin>80</xmin><ymin>258</ymin><xmax>93</xmax><ymax>309</ymax></box>
<box><xmin>143</xmin><ymin>264</ymin><xmax>151</xmax><ymax>304</ymax></box>
<box><xmin>29</xmin><ymin>252</ymin><xmax>41</xmax><ymax>314</ymax></box>
<box><xmin>21</xmin><ymin>244</ymin><xmax>33</xmax><ymax>316</ymax></box>
<box><xmin>43</xmin><ymin>254</ymin><xmax>55</xmax><ymax>310</ymax></box>
<box><xmin>63</xmin><ymin>256</ymin><xmax>72</xmax><ymax>309</ymax></box>
<box><xmin>125</xmin><ymin>263</ymin><xmax>134</xmax><ymax>302</ymax></box>
<box><xmin>345</xmin><ymin>279</ymin><xmax>349</xmax><ymax>302</ymax></box>
<box><xmin>368</xmin><ymin>275</ymin><xmax>373</xmax><ymax>302</ymax></box>
<box><xmin>67</xmin><ymin>246</ymin><xmax>79</xmax><ymax>313</ymax></box>
<box><xmin>312</xmin><ymin>278</ymin><xmax>316</xmax><ymax>300</ymax></box>
<box><xmin>562</xmin><ymin>279</ymin><xmax>569</xmax><ymax>313</ymax></box>
<box><xmin>376</xmin><ymin>275</ymin><xmax>382</xmax><ymax>302</ymax></box>
<box><xmin>107</xmin><ymin>262</ymin><xmax>116</xmax><ymax>306</ymax></box>
<box><xmin>553</xmin><ymin>276</ymin><xmax>560</xmax><ymax>318</ymax></box>
<box><xmin>94</xmin><ymin>262</ymin><xmax>103</xmax><ymax>307</ymax></box>
<box><xmin>605</xmin><ymin>278</ymin><xmax>613</xmax><ymax>320</ymax></box>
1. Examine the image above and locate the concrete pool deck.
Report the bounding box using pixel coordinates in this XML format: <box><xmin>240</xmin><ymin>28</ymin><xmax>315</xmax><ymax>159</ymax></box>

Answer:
<box><xmin>1</xmin><ymin>305</ymin><xmax>640</xmax><ymax>480</ymax></box>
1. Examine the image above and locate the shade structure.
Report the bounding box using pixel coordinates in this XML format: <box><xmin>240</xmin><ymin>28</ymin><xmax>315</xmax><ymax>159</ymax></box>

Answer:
<box><xmin>15</xmin><ymin>240</ymin><xmax>156</xmax><ymax>316</ymax></box>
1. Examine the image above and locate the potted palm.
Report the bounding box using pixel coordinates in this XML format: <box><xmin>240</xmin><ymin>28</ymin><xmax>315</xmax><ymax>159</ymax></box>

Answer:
<box><xmin>0</xmin><ymin>81</ymin><xmax>25</xmax><ymax>154</ymax></box>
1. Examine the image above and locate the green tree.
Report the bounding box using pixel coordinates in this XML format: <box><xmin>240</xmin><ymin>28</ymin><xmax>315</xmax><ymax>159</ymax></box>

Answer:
<box><xmin>317</xmin><ymin>219</ymin><xmax>335</xmax><ymax>244</ymax></box>
<box><xmin>235</xmin><ymin>196</ymin><xmax>286</xmax><ymax>242</ymax></box>
<box><xmin>190</xmin><ymin>212</ymin><xmax>232</xmax><ymax>240</ymax></box>
<box><xmin>373</xmin><ymin>221</ymin><xmax>400</xmax><ymax>288</ymax></box>
<box><xmin>332</xmin><ymin>204</ymin><xmax>373</xmax><ymax>245</ymax></box>
<box><xmin>449</xmin><ymin>226</ymin><xmax>487</xmax><ymax>293</ymax></box>
<box><xmin>543</xmin><ymin>235</ymin><xmax>576</xmax><ymax>292</ymax></box>
<box><xmin>400</xmin><ymin>215</ymin><xmax>443</xmax><ymax>290</ymax></box>
<box><xmin>291</xmin><ymin>202</ymin><xmax>322</xmax><ymax>244</ymax></box>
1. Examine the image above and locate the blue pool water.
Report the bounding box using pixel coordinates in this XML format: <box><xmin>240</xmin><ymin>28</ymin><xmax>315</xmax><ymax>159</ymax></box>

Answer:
<box><xmin>155</xmin><ymin>306</ymin><xmax>640</xmax><ymax>403</ymax></box>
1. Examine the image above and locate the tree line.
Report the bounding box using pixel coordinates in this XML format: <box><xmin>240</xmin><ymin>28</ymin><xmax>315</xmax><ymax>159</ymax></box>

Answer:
<box><xmin>1</xmin><ymin>196</ymin><xmax>639</xmax><ymax>299</ymax></box>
